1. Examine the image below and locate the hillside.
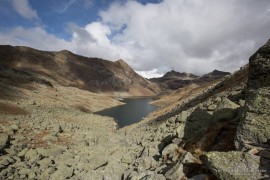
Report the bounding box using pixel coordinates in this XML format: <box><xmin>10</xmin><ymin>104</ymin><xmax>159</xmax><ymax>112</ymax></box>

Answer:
<box><xmin>0</xmin><ymin>45</ymin><xmax>159</xmax><ymax>97</ymax></box>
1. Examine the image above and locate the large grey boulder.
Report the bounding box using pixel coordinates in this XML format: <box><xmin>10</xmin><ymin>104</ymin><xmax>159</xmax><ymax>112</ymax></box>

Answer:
<box><xmin>235</xmin><ymin>39</ymin><xmax>270</xmax><ymax>150</ymax></box>
<box><xmin>202</xmin><ymin>151</ymin><xmax>270</xmax><ymax>180</ymax></box>
<box><xmin>183</xmin><ymin>107</ymin><xmax>213</xmax><ymax>140</ymax></box>
<box><xmin>212</xmin><ymin>97</ymin><xmax>240</xmax><ymax>121</ymax></box>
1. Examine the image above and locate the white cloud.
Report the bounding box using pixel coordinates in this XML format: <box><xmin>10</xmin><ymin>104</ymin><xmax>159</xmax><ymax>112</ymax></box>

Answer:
<box><xmin>2</xmin><ymin>0</ymin><xmax>270</xmax><ymax>78</ymax></box>
<box><xmin>0</xmin><ymin>26</ymin><xmax>71</xmax><ymax>51</ymax></box>
<box><xmin>136</xmin><ymin>69</ymin><xmax>164</xmax><ymax>79</ymax></box>
<box><xmin>57</xmin><ymin>0</ymin><xmax>77</xmax><ymax>14</ymax></box>
<box><xmin>10</xmin><ymin>0</ymin><xmax>39</xmax><ymax>20</ymax></box>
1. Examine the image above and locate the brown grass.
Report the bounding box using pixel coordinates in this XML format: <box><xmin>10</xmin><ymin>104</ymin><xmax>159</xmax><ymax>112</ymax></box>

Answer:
<box><xmin>0</xmin><ymin>102</ymin><xmax>29</xmax><ymax>115</ymax></box>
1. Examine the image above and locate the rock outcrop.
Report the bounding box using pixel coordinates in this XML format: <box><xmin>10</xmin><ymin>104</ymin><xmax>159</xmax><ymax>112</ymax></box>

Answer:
<box><xmin>235</xmin><ymin>39</ymin><xmax>270</xmax><ymax>150</ymax></box>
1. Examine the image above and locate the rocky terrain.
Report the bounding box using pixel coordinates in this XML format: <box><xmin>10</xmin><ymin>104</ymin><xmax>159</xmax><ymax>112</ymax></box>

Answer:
<box><xmin>0</xmin><ymin>39</ymin><xmax>269</xmax><ymax>180</ymax></box>
<box><xmin>150</xmin><ymin>69</ymin><xmax>230</xmax><ymax>91</ymax></box>
<box><xmin>0</xmin><ymin>45</ymin><xmax>159</xmax><ymax>97</ymax></box>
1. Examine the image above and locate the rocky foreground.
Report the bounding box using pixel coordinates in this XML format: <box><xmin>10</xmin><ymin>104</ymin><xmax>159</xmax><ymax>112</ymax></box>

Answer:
<box><xmin>0</xmin><ymin>39</ymin><xmax>270</xmax><ymax>180</ymax></box>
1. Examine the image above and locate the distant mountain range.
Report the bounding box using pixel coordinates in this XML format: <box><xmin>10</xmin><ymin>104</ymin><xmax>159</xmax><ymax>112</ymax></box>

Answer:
<box><xmin>150</xmin><ymin>69</ymin><xmax>230</xmax><ymax>90</ymax></box>
<box><xmin>0</xmin><ymin>45</ymin><xmax>231</xmax><ymax>96</ymax></box>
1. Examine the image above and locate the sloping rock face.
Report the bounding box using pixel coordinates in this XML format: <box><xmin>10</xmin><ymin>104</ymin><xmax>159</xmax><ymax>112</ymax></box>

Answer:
<box><xmin>202</xmin><ymin>151</ymin><xmax>269</xmax><ymax>180</ymax></box>
<box><xmin>235</xmin><ymin>39</ymin><xmax>270</xmax><ymax>150</ymax></box>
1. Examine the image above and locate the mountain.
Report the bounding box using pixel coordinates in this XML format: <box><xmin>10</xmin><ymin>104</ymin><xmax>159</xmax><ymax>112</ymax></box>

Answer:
<box><xmin>0</xmin><ymin>45</ymin><xmax>159</xmax><ymax>97</ymax></box>
<box><xmin>150</xmin><ymin>69</ymin><xmax>230</xmax><ymax>90</ymax></box>
<box><xmin>199</xmin><ymin>69</ymin><xmax>230</xmax><ymax>81</ymax></box>
<box><xmin>163</xmin><ymin>70</ymin><xmax>198</xmax><ymax>79</ymax></box>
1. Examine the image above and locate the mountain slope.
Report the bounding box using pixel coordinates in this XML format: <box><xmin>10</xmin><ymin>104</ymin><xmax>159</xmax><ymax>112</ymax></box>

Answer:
<box><xmin>0</xmin><ymin>45</ymin><xmax>159</xmax><ymax>97</ymax></box>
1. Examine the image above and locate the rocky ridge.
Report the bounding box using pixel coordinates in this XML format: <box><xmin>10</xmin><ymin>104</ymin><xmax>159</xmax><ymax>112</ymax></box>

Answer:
<box><xmin>150</xmin><ymin>69</ymin><xmax>230</xmax><ymax>91</ymax></box>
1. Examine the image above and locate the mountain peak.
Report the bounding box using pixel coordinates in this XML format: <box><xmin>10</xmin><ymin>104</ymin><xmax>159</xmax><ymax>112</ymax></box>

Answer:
<box><xmin>115</xmin><ymin>59</ymin><xmax>131</xmax><ymax>68</ymax></box>
<box><xmin>163</xmin><ymin>70</ymin><xmax>197</xmax><ymax>79</ymax></box>
<box><xmin>207</xmin><ymin>69</ymin><xmax>230</xmax><ymax>76</ymax></box>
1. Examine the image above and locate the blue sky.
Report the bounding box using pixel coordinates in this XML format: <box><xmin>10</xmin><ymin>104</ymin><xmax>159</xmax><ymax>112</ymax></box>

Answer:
<box><xmin>0</xmin><ymin>0</ymin><xmax>270</xmax><ymax>78</ymax></box>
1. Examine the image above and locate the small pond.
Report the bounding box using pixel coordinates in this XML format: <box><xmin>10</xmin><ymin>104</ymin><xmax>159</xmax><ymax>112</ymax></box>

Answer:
<box><xmin>95</xmin><ymin>97</ymin><xmax>158</xmax><ymax>128</ymax></box>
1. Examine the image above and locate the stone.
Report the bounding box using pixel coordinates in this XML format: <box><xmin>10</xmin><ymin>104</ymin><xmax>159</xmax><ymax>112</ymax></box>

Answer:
<box><xmin>42</xmin><ymin>134</ymin><xmax>58</xmax><ymax>141</ymax></box>
<box><xmin>216</xmin><ymin>97</ymin><xmax>240</xmax><ymax>110</ymax></box>
<box><xmin>202</xmin><ymin>151</ymin><xmax>270</xmax><ymax>180</ymax></box>
<box><xmin>18</xmin><ymin>148</ymin><xmax>28</xmax><ymax>157</ymax></box>
<box><xmin>25</xmin><ymin>149</ymin><xmax>38</xmax><ymax>160</ymax></box>
<box><xmin>176</xmin><ymin>111</ymin><xmax>189</xmax><ymax>123</ymax></box>
<box><xmin>164</xmin><ymin>160</ymin><xmax>184</xmax><ymax>180</ymax></box>
<box><xmin>212</xmin><ymin>108</ymin><xmax>239</xmax><ymax>121</ymax></box>
<box><xmin>50</xmin><ymin>165</ymin><xmax>74</xmax><ymax>180</ymax></box>
<box><xmin>207</xmin><ymin>104</ymin><xmax>217</xmax><ymax>111</ymax></box>
<box><xmin>125</xmin><ymin>170</ymin><xmax>166</xmax><ymax>180</ymax></box>
<box><xmin>52</xmin><ymin>124</ymin><xmax>63</xmax><ymax>135</ymax></box>
<box><xmin>39</xmin><ymin>167</ymin><xmax>56</xmax><ymax>179</ymax></box>
<box><xmin>121</xmin><ymin>154</ymin><xmax>133</xmax><ymax>164</ymax></box>
<box><xmin>37</xmin><ymin>158</ymin><xmax>52</xmax><ymax>169</ymax></box>
<box><xmin>37</xmin><ymin>147</ymin><xmax>63</xmax><ymax>158</ymax></box>
<box><xmin>172</xmin><ymin>138</ymin><xmax>182</xmax><ymax>145</ymax></box>
<box><xmin>235</xmin><ymin>39</ymin><xmax>270</xmax><ymax>150</ymax></box>
<box><xmin>247</xmin><ymin>148</ymin><xmax>259</xmax><ymax>155</ymax></box>
<box><xmin>0</xmin><ymin>156</ymin><xmax>15</xmax><ymax>168</ymax></box>
<box><xmin>176</xmin><ymin>124</ymin><xmax>185</xmax><ymax>139</ymax></box>
<box><xmin>28</xmin><ymin>171</ymin><xmax>36</xmax><ymax>179</ymax></box>
<box><xmin>183</xmin><ymin>107</ymin><xmax>213</xmax><ymax>140</ymax></box>
<box><xmin>0</xmin><ymin>133</ymin><xmax>9</xmax><ymax>151</ymax></box>
<box><xmin>135</xmin><ymin>156</ymin><xmax>158</xmax><ymax>172</ymax></box>
<box><xmin>103</xmin><ymin>161</ymin><xmax>129</xmax><ymax>180</ymax></box>
<box><xmin>10</xmin><ymin>124</ymin><xmax>19</xmax><ymax>131</ymax></box>
<box><xmin>162</xmin><ymin>143</ymin><xmax>180</xmax><ymax>163</ymax></box>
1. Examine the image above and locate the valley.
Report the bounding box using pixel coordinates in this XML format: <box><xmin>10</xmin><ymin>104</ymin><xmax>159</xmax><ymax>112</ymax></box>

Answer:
<box><xmin>0</xmin><ymin>40</ymin><xmax>269</xmax><ymax>180</ymax></box>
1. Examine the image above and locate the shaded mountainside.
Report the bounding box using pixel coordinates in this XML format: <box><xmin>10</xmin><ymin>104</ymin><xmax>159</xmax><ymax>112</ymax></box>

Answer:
<box><xmin>0</xmin><ymin>45</ymin><xmax>159</xmax><ymax>97</ymax></box>
<box><xmin>150</xmin><ymin>69</ymin><xmax>230</xmax><ymax>90</ymax></box>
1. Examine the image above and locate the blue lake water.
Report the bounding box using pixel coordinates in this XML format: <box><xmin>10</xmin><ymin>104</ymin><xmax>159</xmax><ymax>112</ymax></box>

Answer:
<box><xmin>96</xmin><ymin>97</ymin><xmax>158</xmax><ymax>128</ymax></box>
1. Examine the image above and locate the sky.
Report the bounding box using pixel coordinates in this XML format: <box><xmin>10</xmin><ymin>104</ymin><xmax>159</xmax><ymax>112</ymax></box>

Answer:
<box><xmin>0</xmin><ymin>0</ymin><xmax>270</xmax><ymax>78</ymax></box>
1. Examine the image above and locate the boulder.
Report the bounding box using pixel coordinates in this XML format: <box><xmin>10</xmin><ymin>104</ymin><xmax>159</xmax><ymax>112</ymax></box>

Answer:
<box><xmin>161</xmin><ymin>143</ymin><xmax>180</xmax><ymax>163</ymax></box>
<box><xmin>164</xmin><ymin>161</ymin><xmax>184</xmax><ymax>180</ymax></box>
<box><xmin>25</xmin><ymin>149</ymin><xmax>38</xmax><ymax>160</ymax></box>
<box><xmin>0</xmin><ymin>133</ymin><xmax>9</xmax><ymax>151</ymax></box>
<box><xmin>125</xmin><ymin>170</ymin><xmax>166</xmax><ymax>180</ymax></box>
<box><xmin>183</xmin><ymin>107</ymin><xmax>213</xmax><ymax>140</ymax></box>
<box><xmin>202</xmin><ymin>151</ymin><xmax>270</xmax><ymax>180</ymax></box>
<box><xmin>50</xmin><ymin>165</ymin><xmax>74</xmax><ymax>180</ymax></box>
<box><xmin>36</xmin><ymin>147</ymin><xmax>63</xmax><ymax>158</ymax></box>
<box><xmin>235</xmin><ymin>39</ymin><xmax>270</xmax><ymax>150</ymax></box>
<box><xmin>216</xmin><ymin>97</ymin><xmax>240</xmax><ymax>110</ymax></box>
<box><xmin>135</xmin><ymin>156</ymin><xmax>158</xmax><ymax>173</ymax></box>
<box><xmin>212</xmin><ymin>108</ymin><xmax>239</xmax><ymax>121</ymax></box>
<box><xmin>164</xmin><ymin>151</ymin><xmax>196</xmax><ymax>180</ymax></box>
